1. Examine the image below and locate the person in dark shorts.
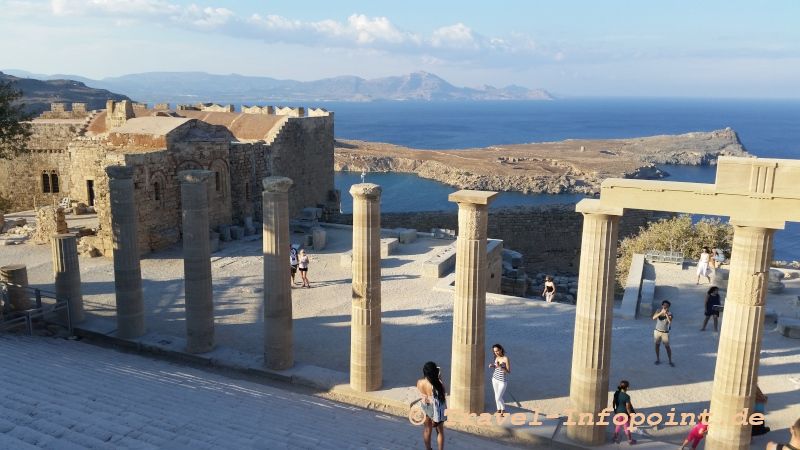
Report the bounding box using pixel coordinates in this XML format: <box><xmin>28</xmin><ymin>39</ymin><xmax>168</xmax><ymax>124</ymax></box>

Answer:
<box><xmin>289</xmin><ymin>245</ymin><xmax>299</xmax><ymax>286</ymax></box>
<box><xmin>701</xmin><ymin>286</ymin><xmax>721</xmax><ymax>332</ymax></box>
<box><xmin>652</xmin><ymin>300</ymin><xmax>674</xmax><ymax>366</ymax></box>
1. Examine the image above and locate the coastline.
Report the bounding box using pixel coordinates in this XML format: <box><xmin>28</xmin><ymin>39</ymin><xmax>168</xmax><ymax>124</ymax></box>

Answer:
<box><xmin>334</xmin><ymin>128</ymin><xmax>750</xmax><ymax>195</ymax></box>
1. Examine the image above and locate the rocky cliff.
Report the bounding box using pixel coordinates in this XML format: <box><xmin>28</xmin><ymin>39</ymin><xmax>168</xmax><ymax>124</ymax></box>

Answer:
<box><xmin>334</xmin><ymin>128</ymin><xmax>750</xmax><ymax>195</ymax></box>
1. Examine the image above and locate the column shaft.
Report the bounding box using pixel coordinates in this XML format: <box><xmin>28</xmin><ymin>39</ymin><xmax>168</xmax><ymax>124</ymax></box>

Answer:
<box><xmin>51</xmin><ymin>233</ymin><xmax>84</xmax><ymax>323</ymax></box>
<box><xmin>262</xmin><ymin>177</ymin><xmax>294</xmax><ymax>370</ymax></box>
<box><xmin>567</xmin><ymin>211</ymin><xmax>620</xmax><ymax>445</ymax></box>
<box><xmin>350</xmin><ymin>183</ymin><xmax>382</xmax><ymax>392</ymax></box>
<box><xmin>706</xmin><ymin>225</ymin><xmax>774</xmax><ymax>450</ymax></box>
<box><xmin>180</xmin><ymin>170</ymin><xmax>215</xmax><ymax>354</ymax></box>
<box><xmin>0</xmin><ymin>264</ymin><xmax>31</xmax><ymax>311</ymax></box>
<box><xmin>107</xmin><ymin>166</ymin><xmax>145</xmax><ymax>338</ymax></box>
<box><xmin>448</xmin><ymin>190</ymin><xmax>497</xmax><ymax>414</ymax></box>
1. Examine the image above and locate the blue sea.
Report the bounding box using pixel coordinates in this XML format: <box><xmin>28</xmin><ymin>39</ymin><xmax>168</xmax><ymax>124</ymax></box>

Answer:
<box><xmin>326</xmin><ymin>99</ymin><xmax>800</xmax><ymax>261</ymax></box>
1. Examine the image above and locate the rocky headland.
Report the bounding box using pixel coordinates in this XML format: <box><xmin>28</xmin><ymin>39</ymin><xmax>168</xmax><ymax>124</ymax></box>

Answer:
<box><xmin>334</xmin><ymin>128</ymin><xmax>750</xmax><ymax>195</ymax></box>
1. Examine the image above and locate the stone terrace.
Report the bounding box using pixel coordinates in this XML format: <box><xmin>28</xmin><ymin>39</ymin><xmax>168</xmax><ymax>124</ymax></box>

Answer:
<box><xmin>1</xmin><ymin>214</ymin><xmax>799</xmax><ymax>447</ymax></box>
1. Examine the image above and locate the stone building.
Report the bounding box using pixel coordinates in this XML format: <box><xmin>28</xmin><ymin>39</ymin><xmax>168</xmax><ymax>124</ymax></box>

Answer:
<box><xmin>0</xmin><ymin>101</ymin><xmax>337</xmax><ymax>256</ymax></box>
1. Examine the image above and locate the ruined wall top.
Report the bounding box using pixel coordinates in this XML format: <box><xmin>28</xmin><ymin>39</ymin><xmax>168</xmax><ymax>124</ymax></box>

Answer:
<box><xmin>38</xmin><ymin>102</ymin><xmax>90</xmax><ymax>119</ymax></box>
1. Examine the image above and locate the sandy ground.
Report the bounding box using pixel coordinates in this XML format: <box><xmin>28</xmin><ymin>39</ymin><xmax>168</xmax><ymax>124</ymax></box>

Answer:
<box><xmin>1</xmin><ymin>211</ymin><xmax>798</xmax><ymax>447</ymax></box>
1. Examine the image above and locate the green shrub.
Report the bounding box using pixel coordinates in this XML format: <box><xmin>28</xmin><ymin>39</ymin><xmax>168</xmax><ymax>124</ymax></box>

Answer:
<box><xmin>616</xmin><ymin>215</ymin><xmax>733</xmax><ymax>289</ymax></box>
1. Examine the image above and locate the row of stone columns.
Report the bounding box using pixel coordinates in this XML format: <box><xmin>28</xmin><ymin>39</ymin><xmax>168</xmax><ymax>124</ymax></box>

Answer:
<box><xmin>567</xmin><ymin>200</ymin><xmax>778</xmax><ymax>450</ymax></box>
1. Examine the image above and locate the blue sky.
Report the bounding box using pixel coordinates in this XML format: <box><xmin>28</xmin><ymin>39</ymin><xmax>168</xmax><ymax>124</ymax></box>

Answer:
<box><xmin>2</xmin><ymin>0</ymin><xmax>799</xmax><ymax>97</ymax></box>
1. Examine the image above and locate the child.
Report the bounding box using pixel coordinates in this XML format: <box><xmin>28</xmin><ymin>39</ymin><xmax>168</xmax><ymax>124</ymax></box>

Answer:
<box><xmin>680</xmin><ymin>422</ymin><xmax>708</xmax><ymax>449</ymax></box>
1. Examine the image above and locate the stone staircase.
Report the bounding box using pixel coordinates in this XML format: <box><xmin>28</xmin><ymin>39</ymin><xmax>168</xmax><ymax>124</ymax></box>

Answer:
<box><xmin>0</xmin><ymin>336</ymin><xmax>506</xmax><ymax>449</ymax></box>
<box><xmin>263</xmin><ymin>116</ymin><xmax>290</xmax><ymax>146</ymax></box>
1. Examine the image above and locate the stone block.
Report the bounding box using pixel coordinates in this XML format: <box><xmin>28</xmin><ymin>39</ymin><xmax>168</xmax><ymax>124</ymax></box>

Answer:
<box><xmin>230</xmin><ymin>226</ymin><xmax>244</xmax><ymax>240</ymax></box>
<box><xmin>502</xmin><ymin>249</ymin><xmax>524</xmax><ymax>269</ymax></box>
<box><xmin>381</xmin><ymin>238</ymin><xmax>399</xmax><ymax>258</ymax></box>
<box><xmin>619</xmin><ymin>254</ymin><xmax>646</xmax><ymax>319</ymax></box>
<box><xmin>219</xmin><ymin>225</ymin><xmax>232</xmax><ymax>241</ymax></box>
<box><xmin>638</xmin><ymin>279</ymin><xmax>656</xmax><ymax>317</ymax></box>
<box><xmin>777</xmin><ymin>316</ymin><xmax>800</xmax><ymax>339</ymax></box>
<box><xmin>396</xmin><ymin>228</ymin><xmax>417</xmax><ymax>244</ymax></box>
<box><xmin>311</xmin><ymin>227</ymin><xmax>326</xmax><ymax>251</ymax></box>
<box><xmin>32</xmin><ymin>206</ymin><xmax>68</xmax><ymax>244</ymax></box>
<box><xmin>300</xmin><ymin>207</ymin><xmax>322</xmax><ymax>221</ymax></box>
<box><xmin>422</xmin><ymin>243</ymin><xmax>457</xmax><ymax>278</ymax></box>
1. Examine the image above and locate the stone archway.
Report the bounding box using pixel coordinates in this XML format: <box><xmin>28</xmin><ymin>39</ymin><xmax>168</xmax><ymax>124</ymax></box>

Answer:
<box><xmin>566</xmin><ymin>157</ymin><xmax>800</xmax><ymax>449</ymax></box>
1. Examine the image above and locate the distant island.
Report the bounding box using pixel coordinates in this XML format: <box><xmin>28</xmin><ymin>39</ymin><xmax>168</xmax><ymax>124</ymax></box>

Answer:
<box><xmin>0</xmin><ymin>71</ymin><xmax>129</xmax><ymax>114</ymax></box>
<box><xmin>334</xmin><ymin>128</ymin><xmax>750</xmax><ymax>195</ymax></box>
<box><xmin>3</xmin><ymin>69</ymin><xmax>553</xmax><ymax>104</ymax></box>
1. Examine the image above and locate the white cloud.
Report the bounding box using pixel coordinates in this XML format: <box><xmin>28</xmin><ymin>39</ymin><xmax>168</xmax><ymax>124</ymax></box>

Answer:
<box><xmin>431</xmin><ymin>23</ymin><xmax>478</xmax><ymax>50</ymax></box>
<box><xmin>28</xmin><ymin>1</ymin><xmax>559</xmax><ymax>67</ymax></box>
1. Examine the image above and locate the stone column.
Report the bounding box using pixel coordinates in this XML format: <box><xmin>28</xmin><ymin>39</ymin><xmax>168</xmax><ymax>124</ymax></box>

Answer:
<box><xmin>0</xmin><ymin>264</ymin><xmax>31</xmax><ymax>311</ymax></box>
<box><xmin>51</xmin><ymin>233</ymin><xmax>84</xmax><ymax>323</ymax></box>
<box><xmin>179</xmin><ymin>170</ymin><xmax>215</xmax><ymax>354</ymax></box>
<box><xmin>262</xmin><ymin>176</ymin><xmax>294</xmax><ymax>370</ymax></box>
<box><xmin>350</xmin><ymin>183</ymin><xmax>383</xmax><ymax>392</ymax></box>
<box><xmin>567</xmin><ymin>199</ymin><xmax>622</xmax><ymax>445</ymax></box>
<box><xmin>106</xmin><ymin>166</ymin><xmax>145</xmax><ymax>338</ymax></box>
<box><xmin>706</xmin><ymin>223</ymin><xmax>776</xmax><ymax>450</ymax></box>
<box><xmin>448</xmin><ymin>189</ymin><xmax>498</xmax><ymax>413</ymax></box>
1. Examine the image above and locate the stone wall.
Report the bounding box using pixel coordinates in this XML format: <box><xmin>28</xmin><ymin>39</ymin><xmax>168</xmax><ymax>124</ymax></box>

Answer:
<box><xmin>328</xmin><ymin>205</ymin><xmax>669</xmax><ymax>275</ymax></box>
<box><xmin>0</xmin><ymin>122</ymin><xmax>81</xmax><ymax>210</ymax></box>
<box><xmin>269</xmin><ymin>115</ymin><xmax>336</xmax><ymax>218</ymax></box>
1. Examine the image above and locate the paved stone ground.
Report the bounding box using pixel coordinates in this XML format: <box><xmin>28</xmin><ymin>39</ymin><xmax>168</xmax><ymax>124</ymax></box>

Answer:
<box><xmin>2</xmin><ymin>213</ymin><xmax>799</xmax><ymax>447</ymax></box>
<box><xmin>0</xmin><ymin>335</ymin><xmax>513</xmax><ymax>449</ymax></box>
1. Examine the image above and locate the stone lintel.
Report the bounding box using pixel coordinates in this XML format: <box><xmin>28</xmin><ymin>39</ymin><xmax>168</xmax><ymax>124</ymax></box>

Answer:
<box><xmin>178</xmin><ymin>170</ymin><xmax>213</xmax><ymax>184</ymax></box>
<box><xmin>729</xmin><ymin>218</ymin><xmax>785</xmax><ymax>230</ymax></box>
<box><xmin>262</xmin><ymin>176</ymin><xmax>293</xmax><ymax>193</ymax></box>
<box><xmin>105</xmin><ymin>165</ymin><xmax>134</xmax><ymax>179</ymax></box>
<box><xmin>350</xmin><ymin>183</ymin><xmax>382</xmax><ymax>199</ymax></box>
<box><xmin>448</xmin><ymin>190</ymin><xmax>498</xmax><ymax>205</ymax></box>
<box><xmin>575</xmin><ymin>199</ymin><xmax>623</xmax><ymax>216</ymax></box>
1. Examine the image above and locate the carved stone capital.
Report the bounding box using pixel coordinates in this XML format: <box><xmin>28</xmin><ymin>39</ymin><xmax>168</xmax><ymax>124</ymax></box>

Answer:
<box><xmin>262</xmin><ymin>176</ymin><xmax>294</xmax><ymax>193</ymax></box>
<box><xmin>350</xmin><ymin>183</ymin><xmax>382</xmax><ymax>200</ymax></box>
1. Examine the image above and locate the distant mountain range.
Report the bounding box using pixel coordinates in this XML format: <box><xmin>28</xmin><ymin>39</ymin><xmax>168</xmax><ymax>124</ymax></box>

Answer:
<box><xmin>1</xmin><ymin>71</ymin><xmax>130</xmax><ymax>114</ymax></box>
<box><xmin>3</xmin><ymin>69</ymin><xmax>553</xmax><ymax>104</ymax></box>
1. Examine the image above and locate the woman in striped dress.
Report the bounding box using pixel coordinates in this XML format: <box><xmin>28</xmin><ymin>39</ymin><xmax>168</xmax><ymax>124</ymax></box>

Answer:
<box><xmin>489</xmin><ymin>344</ymin><xmax>511</xmax><ymax>415</ymax></box>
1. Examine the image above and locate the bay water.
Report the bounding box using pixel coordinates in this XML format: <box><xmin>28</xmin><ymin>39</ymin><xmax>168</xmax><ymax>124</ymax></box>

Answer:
<box><xmin>326</xmin><ymin>98</ymin><xmax>800</xmax><ymax>261</ymax></box>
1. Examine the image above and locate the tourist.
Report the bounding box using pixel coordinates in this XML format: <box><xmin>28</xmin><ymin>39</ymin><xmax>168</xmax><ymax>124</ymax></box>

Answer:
<box><xmin>417</xmin><ymin>361</ymin><xmax>447</xmax><ymax>450</ymax></box>
<box><xmin>767</xmin><ymin>416</ymin><xmax>800</xmax><ymax>450</ymax></box>
<box><xmin>289</xmin><ymin>245</ymin><xmax>299</xmax><ymax>286</ymax></box>
<box><xmin>701</xmin><ymin>286</ymin><xmax>721</xmax><ymax>332</ymax></box>
<box><xmin>679</xmin><ymin>421</ymin><xmax>708</xmax><ymax>449</ymax></box>
<box><xmin>653</xmin><ymin>300</ymin><xmax>674</xmax><ymax>366</ymax></box>
<box><xmin>488</xmin><ymin>343</ymin><xmax>511</xmax><ymax>416</ymax></box>
<box><xmin>711</xmin><ymin>246</ymin><xmax>726</xmax><ymax>269</ymax></box>
<box><xmin>298</xmin><ymin>249</ymin><xmax>310</xmax><ymax>288</ymax></box>
<box><xmin>752</xmin><ymin>385</ymin><xmax>772</xmax><ymax>436</ymax></box>
<box><xmin>542</xmin><ymin>276</ymin><xmax>556</xmax><ymax>303</ymax></box>
<box><xmin>611</xmin><ymin>380</ymin><xmax>637</xmax><ymax>445</ymax></box>
<box><xmin>696</xmin><ymin>247</ymin><xmax>712</xmax><ymax>284</ymax></box>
